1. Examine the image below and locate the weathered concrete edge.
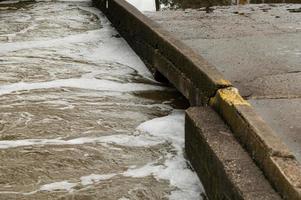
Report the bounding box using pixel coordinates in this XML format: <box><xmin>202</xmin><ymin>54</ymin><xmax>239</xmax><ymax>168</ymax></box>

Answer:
<box><xmin>186</xmin><ymin>107</ymin><xmax>282</xmax><ymax>200</ymax></box>
<box><xmin>92</xmin><ymin>0</ymin><xmax>301</xmax><ymax>199</ymax></box>
<box><xmin>209</xmin><ymin>88</ymin><xmax>301</xmax><ymax>200</ymax></box>
<box><xmin>93</xmin><ymin>0</ymin><xmax>231</xmax><ymax>105</ymax></box>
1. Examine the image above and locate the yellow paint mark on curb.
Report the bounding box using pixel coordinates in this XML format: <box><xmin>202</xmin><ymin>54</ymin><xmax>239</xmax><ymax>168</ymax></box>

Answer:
<box><xmin>217</xmin><ymin>79</ymin><xmax>232</xmax><ymax>86</ymax></box>
<box><xmin>209</xmin><ymin>87</ymin><xmax>250</xmax><ymax>107</ymax></box>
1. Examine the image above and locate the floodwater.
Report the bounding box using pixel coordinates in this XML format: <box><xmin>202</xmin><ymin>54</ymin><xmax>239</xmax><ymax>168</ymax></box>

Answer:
<box><xmin>0</xmin><ymin>0</ymin><xmax>204</xmax><ymax>199</ymax></box>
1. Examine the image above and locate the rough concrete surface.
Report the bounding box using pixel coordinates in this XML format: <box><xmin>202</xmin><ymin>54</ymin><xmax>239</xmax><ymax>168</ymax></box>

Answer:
<box><xmin>95</xmin><ymin>0</ymin><xmax>232</xmax><ymax>106</ymax></box>
<box><xmin>146</xmin><ymin>4</ymin><xmax>301</xmax><ymax>163</ymax></box>
<box><xmin>185</xmin><ymin>106</ymin><xmax>281</xmax><ymax>200</ymax></box>
<box><xmin>249</xmin><ymin>98</ymin><xmax>301</xmax><ymax>164</ymax></box>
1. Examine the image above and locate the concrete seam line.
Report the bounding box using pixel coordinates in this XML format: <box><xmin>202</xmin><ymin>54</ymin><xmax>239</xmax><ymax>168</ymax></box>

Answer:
<box><xmin>93</xmin><ymin>0</ymin><xmax>301</xmax><ymax>199</ymax></box>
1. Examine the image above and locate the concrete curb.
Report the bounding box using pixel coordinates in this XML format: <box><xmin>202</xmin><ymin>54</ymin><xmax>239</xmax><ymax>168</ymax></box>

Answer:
<box><xmin>93</xmin><ymin>0</ymin><xmax>231</xmax><ymax>105</ymax></box>
<box><xmin>93</xmin><ymin>0</ymin><xmax>301</xmax><ymax>199</ymax></box>
<box><xmin>185</xmin><ymin>107</ymin><xmax>282</xmax><ymax>200</ymax></box>
<box><xmin>210</xmin><ymin>87</ymin><xmax>301</xmax><ymax>200</ymax></box>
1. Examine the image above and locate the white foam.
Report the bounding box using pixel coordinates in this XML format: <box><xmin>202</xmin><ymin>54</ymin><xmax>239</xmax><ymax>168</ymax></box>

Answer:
<box><xmin>0</xmin><ymin>0</ymin><xmax>20</xmax><ymax>4</ymax></box>
<box><xmin>130</xmin><ymin>111</ymin><xmax>204</xmax><ymax>199</ymax></box>
<box><xmin>137</xmin><ymin>110</ymin><xmax>184</xmax><ymax>151</ymax></box>
<box><xmin>0</xmin><ymin>78</ymin><xmax>165</xmax><ymax>96</ymax></box>
<box><xmin>40</xmin><ymin>181</ymin><xmax>77</xmax><ymax>192</ymax></box>
<box><xmin>123</xmin><ymin>155</ymin><xmax>202</xmax><ymax>199</ymax></box>
<box><xmin>0</xmin><ymin>7</ymin><xmax>152</xmax><ymax>78</ymax></box>
<box><xmin>0</xmin><ymin>2</ymin><xmax>204</xmax><ymax>199</ymax></box>
<box><xmin>0</xmin><ymin>112</ymin><xmax>203</xmax><ymax>199</ymax></box>
<box><xmin>80</xmin><ymin>173</ymin><xmax>117</xmax><ymax>185</ymax></box>
<box><xmin>0</xmin><ymin>134</ymin><xmax>162</xmax><ymax>149</ymax></box>
<box><xmin>0</xmin><ymin>29</ymin><xmax>102</xmax><ymax>54</ymax></box>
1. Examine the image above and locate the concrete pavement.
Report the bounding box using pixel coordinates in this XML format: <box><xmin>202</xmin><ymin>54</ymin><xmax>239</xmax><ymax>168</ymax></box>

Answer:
<box><xmin>146</xmin><ymin>3</ymin><xmax>301</xmax><ymax>163</ymax></box>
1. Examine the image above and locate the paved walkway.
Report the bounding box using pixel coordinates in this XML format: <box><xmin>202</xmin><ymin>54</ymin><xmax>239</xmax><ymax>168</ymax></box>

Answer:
<box><xmin>146</xmin><ymin>4</ymin><xmax>301</xmax><ymax>162</ymax></box>
<box><xmin>0</xmin><ymin>0</ymin><xmax>203</xmax><ymax>199</ymax></box>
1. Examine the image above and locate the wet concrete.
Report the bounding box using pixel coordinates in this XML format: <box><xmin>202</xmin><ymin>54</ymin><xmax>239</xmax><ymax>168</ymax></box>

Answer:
<box><xmin>146</xmin><ymin>4</ymin><xmax>301</xmax><ymax>162</ymax></box>
<box><xmin>0</xmin><ymin>0</ymin><xmax>203</xmax><ymax>199</ymax></box>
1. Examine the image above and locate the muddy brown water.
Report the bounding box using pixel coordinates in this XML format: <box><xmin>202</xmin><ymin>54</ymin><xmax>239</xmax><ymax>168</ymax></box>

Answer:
<box><xmin>0</xmin><ymin>0</ymin><xmax>203</xmax><ymax>199</ymax></box>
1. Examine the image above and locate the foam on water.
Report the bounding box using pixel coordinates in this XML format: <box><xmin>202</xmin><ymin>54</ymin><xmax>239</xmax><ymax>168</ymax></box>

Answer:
<box><xmin>0</xmin><ymin>134</ymin><xmax>162</xmax><ymax>149</ymax></box>
<box><xmin>131</xmin><ymin>111</ymin><xmax>204</xmax><ymax>199</ymax></box>
<box><xmin>0</xmin><ymin>111</ymin><xmax>204</xmax><ymax>199</ymax></box>
<box><xmin>0</xmin><ymin>6</ymin><xmax>152</xmax><ymax>78</ymax></box>
<box><xmin>80</xmin><ymin>174</ymin><xmax>117</xmax><ymax>185</ymax></box>
<box><xmin>40</xmin><ymin>181</ymin><xmax>77</xmax><ymax>192</ymax></box>
<box><xmin>0</xmin><ymin>1</ymin><xmax>204</xmax><ymax>199</ymax></box>
<box><xmin>0</xmin><ymin>78</ymin><xmax>165</xmax><ymax>96</ymax></box>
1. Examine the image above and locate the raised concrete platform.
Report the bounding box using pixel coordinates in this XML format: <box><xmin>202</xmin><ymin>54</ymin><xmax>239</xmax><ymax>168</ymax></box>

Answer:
<box><xmin>146</xmin><ymin>5</ymin><xmax>301</xmax><ymax>198</ymax></box>
<box><xmin>146</xmin><ymin>3</ymin><xmax>301</xmax><ymax>165</ymax></box>
<box><xmin>144</xmin><ymin>5</ymin><xmax>301</xmax><ymax>198</ymax></box>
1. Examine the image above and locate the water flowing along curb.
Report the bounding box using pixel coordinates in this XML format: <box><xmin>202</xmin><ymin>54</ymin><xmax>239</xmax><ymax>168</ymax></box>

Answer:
<box><xmin>92</xmin><ymin>0</ymin><xmax>301</xmax><ymax>199</ymax></box>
